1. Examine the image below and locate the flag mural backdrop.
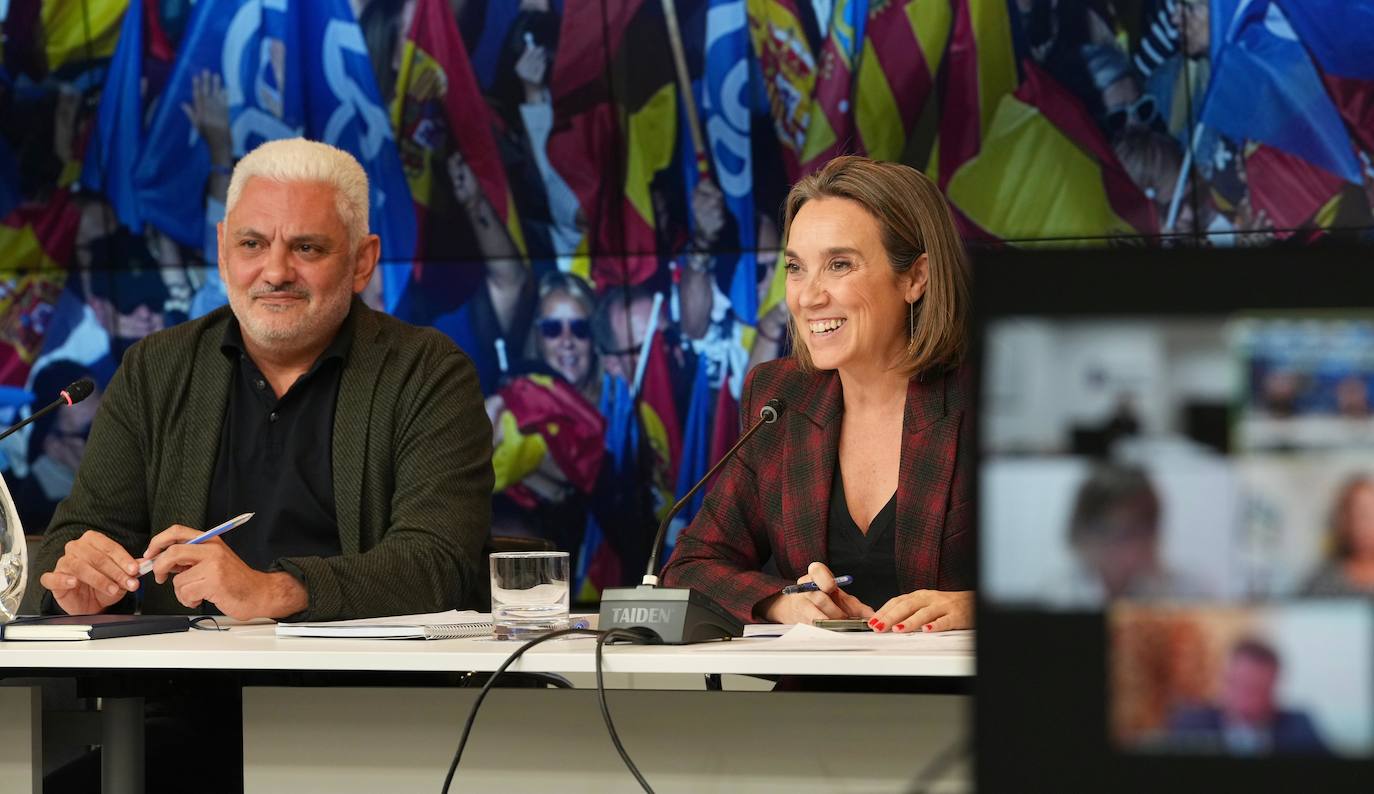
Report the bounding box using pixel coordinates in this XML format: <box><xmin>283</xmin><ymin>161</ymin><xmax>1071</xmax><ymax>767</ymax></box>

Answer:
<box><xmin>131</xmin><ymin>0</ymin><xmax>417</xmax><ymax>310</ymax></box>
<box><xmin>393</xmin><ymin>0</ymin><xmax>526</xmax><ymax>259</ymax></box>
<box><xmin>701</xmin><ymin>0</ymin><xmax>758</xmax><ymax>326</ymax></box>
<box><xmin>3</xmin><ymin>0</ymin><xmax>1374</xmax><ymax>596</ymax></box>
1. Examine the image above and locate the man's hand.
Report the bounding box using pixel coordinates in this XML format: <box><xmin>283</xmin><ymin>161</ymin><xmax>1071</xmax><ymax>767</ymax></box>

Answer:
<box><xmin>143</xmin><ymin>525</ymin><xmax>308</xmax><ymax>620</ymax></box>
<box><xmin>759</xmin><ymin>562</ymin><xmax>874</xmax><ymax>624</ymax></box>
<box><xmin>39</xmin><ymin>531</ymin><xmax>141</xmax><ymax>615</ymax></box>
<box><xmin>870</xmin><ymin>590</ymin><xmax>974</xmax><ymax>633</ymax></box>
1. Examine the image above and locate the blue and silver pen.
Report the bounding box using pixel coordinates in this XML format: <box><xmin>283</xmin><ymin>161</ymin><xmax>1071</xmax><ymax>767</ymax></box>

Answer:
<box><xmin>780</xmin><ymin>575</ymin><xmax>854</xmax><ymax>595</ymax></box>
<box><xmin>138</xmin><ymin>512</ymin><xmax>255</xmax><ymax>576</ymax></box>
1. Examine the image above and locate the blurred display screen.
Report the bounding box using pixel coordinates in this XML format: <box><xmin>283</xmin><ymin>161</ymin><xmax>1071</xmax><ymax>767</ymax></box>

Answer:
<box><xmin>982</xmin><ymin>311</ymin><xmax>1374</xmax><ymax>765</ymax></box>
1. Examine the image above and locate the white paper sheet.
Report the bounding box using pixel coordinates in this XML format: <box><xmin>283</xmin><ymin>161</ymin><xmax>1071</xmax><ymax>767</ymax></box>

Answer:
<box><xmin>689</xmin><ymin>623</ymin><xmax>975</xmax><ymax>652</ymax></box>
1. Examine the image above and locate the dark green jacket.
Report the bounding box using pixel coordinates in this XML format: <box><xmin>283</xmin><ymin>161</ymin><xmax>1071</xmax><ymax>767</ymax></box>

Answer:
<box><xmin>34</xmin><ymin>299</ymin><xmax>494</xmax><ymax>621</ymax></box>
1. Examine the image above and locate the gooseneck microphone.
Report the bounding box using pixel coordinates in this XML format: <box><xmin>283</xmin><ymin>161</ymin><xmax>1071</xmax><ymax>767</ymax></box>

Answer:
<box><xmin>598</xmin><ymin>397</ymin><xmax>785</xmax><ymax>644</ymax></box>
<box><xmin>641</xmin><ymin>398</ymin><xmax>783</xmax><ymax>586</ymax></box>
<box><xmin>0</xmin><ymin>378</ymin><xmax>97</xmax><ymax>445</ymax></box>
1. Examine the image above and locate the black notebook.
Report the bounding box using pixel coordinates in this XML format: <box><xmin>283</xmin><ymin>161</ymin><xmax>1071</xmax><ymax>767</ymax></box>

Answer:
<box><xmin>0</xmin><ymin>614</ymin><xmax>192</xmax><ymax>641</ymax></box>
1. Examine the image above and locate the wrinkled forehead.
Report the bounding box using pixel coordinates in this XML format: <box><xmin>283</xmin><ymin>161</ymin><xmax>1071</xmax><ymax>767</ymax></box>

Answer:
<box><xmin>228</xmin><ymin>177</ymin><xmax>348</xmax><ymax>237</ymax></box>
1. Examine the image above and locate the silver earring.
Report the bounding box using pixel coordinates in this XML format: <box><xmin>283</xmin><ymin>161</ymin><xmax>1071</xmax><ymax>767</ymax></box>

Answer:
<box><xmin>908</xmin><ymin>300</ymin><xmax>915</xmax><ymax>338</ymax></box>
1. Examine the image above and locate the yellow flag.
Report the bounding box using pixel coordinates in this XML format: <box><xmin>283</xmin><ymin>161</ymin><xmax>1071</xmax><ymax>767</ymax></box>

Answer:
<box><xmin>945</xmin><ymin>95</ymin><xmax>1135</xmax><ymax>243</ymax></box>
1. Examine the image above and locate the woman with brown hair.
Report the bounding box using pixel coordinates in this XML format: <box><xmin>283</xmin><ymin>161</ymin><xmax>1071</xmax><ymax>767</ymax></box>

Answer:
<box><xmin>1302</xmin><ymin>474</ymin><xmax>1374</xmax><ymax>596</ymax></box>
<box><xmin>662</xmin><ymin>156</ymin><xmax>974</xmax><ymax>632</ymax></box>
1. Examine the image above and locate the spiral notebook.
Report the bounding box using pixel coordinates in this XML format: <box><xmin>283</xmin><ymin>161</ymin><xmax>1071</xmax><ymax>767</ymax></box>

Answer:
<box><xmin>276</xmin><ymin>610</ymin><xmax>492</xmax><ymax>640</ymax></box>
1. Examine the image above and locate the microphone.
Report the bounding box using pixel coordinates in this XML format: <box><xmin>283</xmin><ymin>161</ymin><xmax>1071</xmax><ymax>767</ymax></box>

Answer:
<box><xmin>0</xmin><ymin>378</ymin><xmax>97</xmax><ymax>445</ymax></box>
<box><xmin>598</xmin><ymin>397</ymin><xmax>785</xmax><ymax>644</ymax></box>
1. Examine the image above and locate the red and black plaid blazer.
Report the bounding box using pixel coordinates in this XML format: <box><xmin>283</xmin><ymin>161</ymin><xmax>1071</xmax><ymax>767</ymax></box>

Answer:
<box><xmin>661</xmin><ymin>356</ymin><xmax>973</xmax><ymax>623</ymax></box>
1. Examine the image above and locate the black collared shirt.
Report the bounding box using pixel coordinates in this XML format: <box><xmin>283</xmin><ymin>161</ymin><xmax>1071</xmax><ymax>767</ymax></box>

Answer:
<box><xmin>827</xmin><ymin>467</ymin><xmax>900</xmax><ymax>610</ymax></box>
<box><xmin>206</xmin><ymin>315</ymin><xmax>351</xmax><ymax>573</ymax></box>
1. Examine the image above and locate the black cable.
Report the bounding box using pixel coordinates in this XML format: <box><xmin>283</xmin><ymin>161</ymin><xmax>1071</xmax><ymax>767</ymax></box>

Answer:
<box><xmin>443</xmin><ymin>629</ymin><xmax>599</xmax><ymax>782</ymax></box>
<box><xmin>904</xmin><ymin>734</ymin><xmax>969</xmax><ymax>794</ymax></box>
<box><xmin>441</xmin><ymin>628</ymin><xmax>600</xmax><ymax>793</ymax></box>
<box><xmin>188</xmin><ymin>615</ymin><xmax>225</xmax><ymax>631</ymax></box>
<box><xmin>595</xmin><ymin>629</ymin><xmax>654</xmax><ymax>793</ymax></box>
<box><xmin>442</xmin><ymin>628</ymin><xmax>657</xmax><ymax>794</ymax></box>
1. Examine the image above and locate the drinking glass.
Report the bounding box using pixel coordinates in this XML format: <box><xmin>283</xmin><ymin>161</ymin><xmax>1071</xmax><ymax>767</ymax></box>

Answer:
<box><xmin>489</xmin><ymin>551</ymin><xmax>570</xmax><ymax>639</ymax></box>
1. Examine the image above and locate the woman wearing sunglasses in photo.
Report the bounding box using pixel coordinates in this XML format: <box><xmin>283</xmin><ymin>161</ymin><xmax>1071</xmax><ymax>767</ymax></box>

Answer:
<box><xmin>483</xmin><ymin>272</ymin><xmax>609</xmax><ymax>558</ymax></box>
<box><xmin>528</xmin><ymin>272</ymin><xmax>600</xmax><ymax>403</ymax></box>
<box><xmin>1082</xmin><ymin>43</ymin><xmax>1162</xmax><ymax>139</ymax></box>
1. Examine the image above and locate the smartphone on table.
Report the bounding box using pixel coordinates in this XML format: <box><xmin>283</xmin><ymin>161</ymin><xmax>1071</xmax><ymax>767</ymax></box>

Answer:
<box><xmin>812</xmin><ymin>618</ymin><xmax>871</xmax><ymax>632</ymax></box>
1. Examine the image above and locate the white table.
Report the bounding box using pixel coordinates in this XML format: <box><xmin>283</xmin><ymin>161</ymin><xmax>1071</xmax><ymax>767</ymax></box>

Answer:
<box><xmin>0</xmin><ymin>624</ymin><xmax>975</xmax><ymax>793</ymax></box>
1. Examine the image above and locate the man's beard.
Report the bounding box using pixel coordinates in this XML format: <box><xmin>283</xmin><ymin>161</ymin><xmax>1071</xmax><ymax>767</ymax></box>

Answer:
<box><xmin>233</xmin><ymin>282</ymin><xmax>352</xmax><ymax>348</ymax></box>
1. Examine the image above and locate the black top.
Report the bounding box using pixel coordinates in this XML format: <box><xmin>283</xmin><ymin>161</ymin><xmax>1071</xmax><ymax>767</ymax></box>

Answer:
<box><xmin>206</xmin><ymin>315</ymin><xmax>351</xmax><ymax>573</ymax></box>
<box><xmin>827</xmin><ymin>467</ymin><xmax>900</xmax><ymax>609</ymax></box>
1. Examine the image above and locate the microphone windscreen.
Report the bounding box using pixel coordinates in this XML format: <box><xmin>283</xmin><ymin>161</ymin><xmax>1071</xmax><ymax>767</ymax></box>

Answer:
<box><xmin>62</xmin><ymin>378</ymin><xmax>96</xmax><ymax>405</ymax></box>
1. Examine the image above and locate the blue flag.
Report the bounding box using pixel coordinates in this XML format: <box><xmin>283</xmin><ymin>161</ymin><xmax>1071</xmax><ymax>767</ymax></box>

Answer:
<box><xmin>1202</xmin><ymin>0</ymin><xmax>1362</xmax><ymax>183</ymax></box>
<box><xmin>1274</xmin><ymin>0</ymin><xmax>1374</xmax><ymax>78</ymax></box>
<box><xmin>579</xmin><ymin>370</ymin><xmax>639</xmax><ymax>595</ymax></box>
<box><xmin>701</xmin><ymin>0</ymin><xmax>757</xmax><ymax>324</ymax></box>
<box><xmin>133</xmin><ymin>0</ymin><xmax>416</xmax><ymax>308</ymax></box>
<box><xmin>599</xmin><ymin>371</ymin><xmax>638</xmax><ymax>474</ymax></box>
<box><xmin>665</xmin><ymin>356</ymin><xmax>713</xmax><ymax>556</ymax></box>
<box><xmin>572</xmin><ymin>514</ymin><xmax>605</xmax><ymax>597</ymax></box>
<box><xmin>469</xmin><ymin>3</ymin><xmax>522</xmax><ymax>92</ymax></box>
<box><xmin>80</xmin><ymin>0</ymin><xmax>146</xmax><ymax>230</ymax></box>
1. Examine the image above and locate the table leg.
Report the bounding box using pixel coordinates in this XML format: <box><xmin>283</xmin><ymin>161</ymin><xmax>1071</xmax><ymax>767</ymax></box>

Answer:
<box><xmin>0</xmin><ymin>686</ymin><xmax>40</xmax><ymax>794</ymax></box>
<box><xmin>100</xmin><ymin>697</ymin><xmax>143</xmax><ymax>794</ymax></box>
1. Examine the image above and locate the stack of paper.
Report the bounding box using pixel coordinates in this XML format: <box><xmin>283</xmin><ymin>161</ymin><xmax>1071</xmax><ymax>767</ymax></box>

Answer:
<box><xmin>690</xmin><ymin>623</ymin><xmax>975</xmax><ymax>652</ymax></box>
<box><xmin>276</xmin><ymin>610</ymin><xmax>490</xmax><ymax>639</ymax></box>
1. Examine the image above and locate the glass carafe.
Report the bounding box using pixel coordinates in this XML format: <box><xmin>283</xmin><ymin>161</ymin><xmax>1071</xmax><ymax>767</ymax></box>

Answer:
<box><xmin>0</xmin><ymin>472</ymin><xmax>27</xmax><ymax>621</ymax></box>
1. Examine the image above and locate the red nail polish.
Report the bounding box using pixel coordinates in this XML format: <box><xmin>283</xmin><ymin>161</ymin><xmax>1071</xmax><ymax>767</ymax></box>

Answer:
<box><xmin>923</xmin><ymin>623</ymin><xmax>933</xmax><ymax>632</ymax></box>
<box><xmin>874</xmin><ymin>622</ymin><xmax>885</xmax><ymax>631</ymax></box>
<box><xmin>895</xmin><ymin>623</ymin><xmax>905</xmax><ymax>631</ymax></box>
<box><xmin>868</xmin><ymin>618</ymin><xmax>877</xmax><ymax>626</ymax></box>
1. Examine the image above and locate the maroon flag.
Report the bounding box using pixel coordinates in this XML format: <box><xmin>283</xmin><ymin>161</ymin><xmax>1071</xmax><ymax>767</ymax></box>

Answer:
<box><xmin>498</xmin><ymin>374</ymin><xmax>607</xmax><ymax>499</ymax></box>
<box><xmin>1245</xmin><ymin>144</ymin><xmax>1345</xmax><ymax>236</ymax></box>
<box><xmin>547</xmin><ymin>0</ymin><xmax>676</xmax><ymax>287</ymax></box>
<box><xmin>707</xmin><ymin>372</ymin><xmax>739</xmax><ymax>488</ymax></box>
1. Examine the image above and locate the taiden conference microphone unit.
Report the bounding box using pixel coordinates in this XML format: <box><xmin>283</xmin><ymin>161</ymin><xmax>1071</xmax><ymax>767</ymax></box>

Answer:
<box><xmin>0</xmin><ymin>378</ymin><xmax>95</xmax><ymax>444</ymax></box>
<box><xmin>598</xmin><ymin>398</ymin><xmax>784</xmax><ymax>644</ymax></box>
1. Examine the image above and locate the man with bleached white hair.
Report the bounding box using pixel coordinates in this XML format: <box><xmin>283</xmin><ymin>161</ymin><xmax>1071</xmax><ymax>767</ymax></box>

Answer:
<box><xmin>35</xmin><ymin>137</ymin><xmax>493</xmax><ymax>622</ymax></box>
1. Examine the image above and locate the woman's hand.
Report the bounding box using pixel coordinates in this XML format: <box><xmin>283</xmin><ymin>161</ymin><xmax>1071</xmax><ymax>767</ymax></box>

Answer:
<box><xmin>870</xmin><ymin>590</ymin><xmax>974</xmax><ymax>633</ymax></box>
<box><xmin>759</xmin><ymin>562</ymin><xmax>875</xmax><ymax>624</ymax></box>
<box><xmin>180</xmin><ymin>70</ymin><xmax>232</xmax><ymax>167</ymax></box>
<box><xmin>515</xmin><ymin>44</ymin><xmax>550</xmax><ymax>104</ymax></box>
